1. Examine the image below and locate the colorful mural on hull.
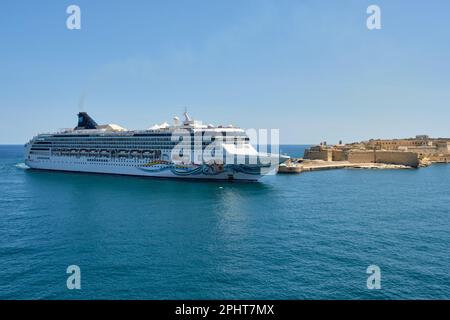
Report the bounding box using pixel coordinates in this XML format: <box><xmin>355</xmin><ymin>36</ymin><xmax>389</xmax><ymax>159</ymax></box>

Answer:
<box><xmin>138</xmin><ymin>161</ymin><xmax>264</xmax><ymax>176</ymax></box>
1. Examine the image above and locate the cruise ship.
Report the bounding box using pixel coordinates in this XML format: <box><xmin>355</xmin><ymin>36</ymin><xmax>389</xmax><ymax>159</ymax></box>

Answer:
<box><xmin>25</xmin><ymin>112</ymin><xmax>288</xmax><ymax>181</ymax></box>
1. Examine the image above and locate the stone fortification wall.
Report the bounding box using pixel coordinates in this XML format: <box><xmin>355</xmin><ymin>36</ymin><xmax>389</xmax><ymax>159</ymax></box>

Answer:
<box><xmin>304</xmin><ymin>149</ymin><xmax>332</xmax><ymax>161</ymax></box>
<box><xmin>375</xmin><ymin>151</ymin><xmax>419</xmax><ymax>167</ymax></box>
<box><xmin>347</xmin><ymin>151</ymin><xmax>419</xmax><ymax>167</ymax></box>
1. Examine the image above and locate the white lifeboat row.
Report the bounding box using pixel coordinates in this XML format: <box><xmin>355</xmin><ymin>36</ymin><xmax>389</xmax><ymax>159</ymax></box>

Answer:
<box><xmin>51</xmin><ymin>148</ymin><xmax>162</xmax><ymax>158</ymax></box>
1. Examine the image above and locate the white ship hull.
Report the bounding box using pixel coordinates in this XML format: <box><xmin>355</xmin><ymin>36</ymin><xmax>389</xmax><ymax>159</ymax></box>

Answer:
<box><xmin>25</xmin><ymin>157</ymin><xmax>265</xmax><ymax>181</ymax></box>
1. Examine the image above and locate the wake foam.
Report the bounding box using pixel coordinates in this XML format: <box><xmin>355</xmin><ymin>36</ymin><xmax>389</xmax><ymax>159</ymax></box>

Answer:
<box><xmin>15</xmin><ymin>163</ymin><xmax>30</xmax><ymax>170</ymax></box>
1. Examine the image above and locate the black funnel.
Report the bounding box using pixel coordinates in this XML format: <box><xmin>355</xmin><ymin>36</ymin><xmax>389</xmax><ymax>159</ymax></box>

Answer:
<box><xmin>75</xmin><ymin>112</ymin><xmax>98</xmax><ymax>130</ymax></box>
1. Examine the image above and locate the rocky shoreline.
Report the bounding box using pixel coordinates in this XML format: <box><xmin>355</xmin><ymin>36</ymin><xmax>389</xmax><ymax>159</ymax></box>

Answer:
<box><xmin>278</xmin><ymin>159</ymin><xmax>414</xmax><ymax>174</ymax></box>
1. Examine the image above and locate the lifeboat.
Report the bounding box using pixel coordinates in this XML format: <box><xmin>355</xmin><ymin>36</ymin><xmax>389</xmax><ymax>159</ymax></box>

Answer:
<box><xmin>130</xmin><ymin>150</ymin><xmax>141</xmax><ymax>157</ymax></box>
<box><xmin>118</xmin><ymin>150</ymin><xmax>128</xmax><ymax>157</ymax></box>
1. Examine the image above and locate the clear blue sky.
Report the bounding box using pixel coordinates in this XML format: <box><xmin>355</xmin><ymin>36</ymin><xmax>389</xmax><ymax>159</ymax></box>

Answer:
<box><xmin>1</xmin><ymin>0</ymin><xmax>449</xmax><ymax>144</ymax></box>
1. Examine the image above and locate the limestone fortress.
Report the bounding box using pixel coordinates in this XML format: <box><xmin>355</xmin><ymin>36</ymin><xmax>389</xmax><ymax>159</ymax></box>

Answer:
<box><xmin>304</xmin><ymin>136</ymin><xmax>450</xmax><ymax>168</ymax></box>
<box><xmin>279</xmin><ymin>136</ymin><xmax>450</xmax><ymax>173</ymax></box>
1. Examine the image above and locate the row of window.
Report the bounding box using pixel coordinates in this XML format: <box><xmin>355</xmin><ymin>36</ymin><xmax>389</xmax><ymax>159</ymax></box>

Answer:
<box><xmin>41</xmin><ymin>141</ymin><xmax>246</xmax><ymax>146</ymax></box>
<box><xmin>35</xmin><ymin>159</ymin><xmax>150</xmax><ymax>167</ymax></box>
<box><xmin>42</xmin><ymin>137</ymin><xmax>248</xmax><ymax>142</ymax></box>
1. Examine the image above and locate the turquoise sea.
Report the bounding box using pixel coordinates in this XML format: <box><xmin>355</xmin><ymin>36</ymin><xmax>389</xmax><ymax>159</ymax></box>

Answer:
<box><xmin>0</xmin><ymin>144</ymin><xmax>449</xmax><ymax>299</ymax></box>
